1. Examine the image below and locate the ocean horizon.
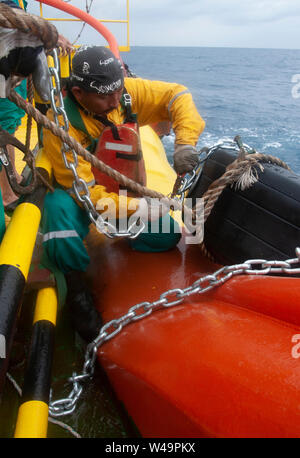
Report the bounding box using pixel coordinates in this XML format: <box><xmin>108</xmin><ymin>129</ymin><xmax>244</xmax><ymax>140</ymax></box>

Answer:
<box><xmin>122</xmin><ymin>46</ymin><xmax>300</xmax><ymax>173</ymax></box>
<box><xmin>131</xmin><ymin>45</ymin><xmax>300</xmax><ymax>51</ymax></box>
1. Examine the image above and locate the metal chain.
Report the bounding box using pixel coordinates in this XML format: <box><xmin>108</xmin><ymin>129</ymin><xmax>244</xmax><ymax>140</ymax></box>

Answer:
<box><xmin>172</xmin><ymin>139</ymin><xmax>257</xmax><ymax>203</ymax></box>
<box><xmin>48</xmin><ymin>247</ymin><xmax>300</xmax><ymax>417</ymax></box>
<box><xmin>47</xmin><ymin>49</ymin><xmax>145</xmax><ymax>239</ymax></box>
<box><xmin>171</xmin><ymin>145</ymin><xmax>225</xmax><ymax>202</ymax></box>
<box><xmin>46</xmin><ymin>53</ymin><xmax>300</xmax><ymax>418</ymax></box>
<box><xmin>6</xmin><ymin>373</ymin><xmax>81</xmax><ymax>438</ymax></box>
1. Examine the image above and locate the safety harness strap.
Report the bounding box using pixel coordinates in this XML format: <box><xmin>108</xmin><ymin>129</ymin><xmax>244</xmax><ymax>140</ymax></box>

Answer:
<box><xmin>63</xmin><ymin>88</ymin><xmax>137</xmax><ymax>153</ymax></box>
<box><xmin>63</xmin><ymin>95</ymin><xmax>98</xmax><ymax>153</ymax></box>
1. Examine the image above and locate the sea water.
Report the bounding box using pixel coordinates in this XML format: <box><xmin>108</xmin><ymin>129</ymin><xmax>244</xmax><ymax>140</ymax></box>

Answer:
<box><xmin>122</xmin><ymin>46</ymin><xmax>300</xmax><ymax>173</ymax></box>
<box><xmin>5</xmin><ymin>47</ymin><xmax>300</xmax><ymax>439</ymax></box>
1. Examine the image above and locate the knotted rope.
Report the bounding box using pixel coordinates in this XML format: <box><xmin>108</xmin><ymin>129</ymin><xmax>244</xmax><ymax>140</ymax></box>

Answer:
<box><xmin>8</xmin><ymin>89</ymin><xmax>293</xmax><ymax>241</ymax></box>
<box><xmin>202</xmin><ymin>150</ymin><xmax>290</xmax><ymax>223</ymax></box>
<box><xmin>198</xmin><ymin>144</ymin><xmax>291</xmax><ymax>261</ymax></box>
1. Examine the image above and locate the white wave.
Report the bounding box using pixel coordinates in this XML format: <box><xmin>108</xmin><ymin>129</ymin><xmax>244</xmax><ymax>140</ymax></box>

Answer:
<box><xmin>197</xmin><ymin>135</ymin><xmax>235</xmax><ymax>149</ymax></box>
<box><xmin>262</xmin><ymin>142</ymin><xmax>282</xmax><ymax>149</ymax></box>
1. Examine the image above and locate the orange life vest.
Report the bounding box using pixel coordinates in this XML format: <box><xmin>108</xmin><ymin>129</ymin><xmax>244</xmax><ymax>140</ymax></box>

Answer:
<box><xmin>92</xmin><ymin>120</ymin><xmax>146</xmax><ymax>195</ymax></box>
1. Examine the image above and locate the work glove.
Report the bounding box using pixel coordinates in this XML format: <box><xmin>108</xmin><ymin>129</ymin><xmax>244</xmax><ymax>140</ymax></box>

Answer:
<box><xmin>0</xmin><ymin>3</ymin><xmax>51</xmax><ymax>101</ymax></box>
<box><xmin>173</xmin><ymin>144</ymin><xmax>199</xmax><ymax>175</ymax></box>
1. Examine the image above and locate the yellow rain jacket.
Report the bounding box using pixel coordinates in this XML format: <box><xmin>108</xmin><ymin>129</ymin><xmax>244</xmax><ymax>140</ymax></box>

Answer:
<box><xmin>43</xmin><ymin>77</ymin><xmax>205</xmax><ymax>213</ymax></box>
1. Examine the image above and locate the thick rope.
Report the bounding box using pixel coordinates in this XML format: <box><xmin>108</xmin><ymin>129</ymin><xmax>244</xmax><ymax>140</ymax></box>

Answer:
<box><xmin>9</xmin><ymin>89</ymin><xmax>201</xmax><ymax>234</ymax></box>
<box><xmin>198</xmin><ymin>150</ymin><xmax>291</xmax><ymax>262</ymax></box>
<box><xmin>25</xmin><ymin>75</ymin><xmax>34</xmax><ymax>152</ymax></box>
<box><xmin>2</xmin><ymin>1</ymin><xmax>287</xmax><ymax>230</ymax></box>
<box><xmin>9</xmin><ymin>89</ymin><xmax>183</xmax><ymax>203</ymax></box>
<box><xmin>9</xmin><ymin>89</ymin><xmax>292</xmax><ymax>238</ymax></box>
<box><xmin>0</xmin><ymin>2</ymin><xmax>58</xmax><ymax>50</ymax></box>
<box><xmin>1</xmin><ymin>0</ymin><xmax>293</xmax><ymax>256</ymax></box>
<box><xmin>202</xmin><ymin>152</ymin><xmax>290</xmax><ymax>223</ymax></box>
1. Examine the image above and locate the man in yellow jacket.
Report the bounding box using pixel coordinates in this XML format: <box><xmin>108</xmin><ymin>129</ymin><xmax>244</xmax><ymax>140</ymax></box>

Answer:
<box><xmin>41</xmin><ymin>45</ymin><xmax>205</xmax><ymax>342</ymax></box>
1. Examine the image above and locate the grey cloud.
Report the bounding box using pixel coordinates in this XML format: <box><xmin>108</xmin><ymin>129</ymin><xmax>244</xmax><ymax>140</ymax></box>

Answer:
<box><xmin>27</xmin><ymin>0</ymin><xmax>300</xmax><ymax>49</ymax></box>
<box><xmin>130</xmin><ymin>0</ymin><xmax>300</xmax><ymax>25</ymax></box>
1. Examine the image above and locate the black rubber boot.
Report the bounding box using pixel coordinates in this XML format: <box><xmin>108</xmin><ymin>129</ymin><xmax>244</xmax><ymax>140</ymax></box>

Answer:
<box><xmin>65</xmin><ymin>271</ymin><xmax>102</xmax><ymax>342</ymax></box>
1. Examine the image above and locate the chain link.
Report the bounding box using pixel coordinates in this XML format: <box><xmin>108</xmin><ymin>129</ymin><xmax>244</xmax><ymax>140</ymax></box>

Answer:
<box><xmin>171</xmin><ymin>138</ymin><xmax>259</xmax><ymax>204</ymax></box>
<box><xmin>47</xmin><ymin>49</ymin><xmax>145</xmax><ymax>239</ymax></box>
<box><xmin>171</xmin><ymin>145</ymin><xmax>224</xmax><ymax>202</ymax></box>
<box><xmin>48</xmin><ymin>247</ymin><xmax>300</xmax><ymax>417</ymax></box>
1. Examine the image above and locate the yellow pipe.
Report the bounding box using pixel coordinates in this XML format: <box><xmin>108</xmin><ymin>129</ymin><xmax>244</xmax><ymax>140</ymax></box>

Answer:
<box><xmin>119</xmin><ymin>46</ymin><xmax>130</xmax><ymax>52</ymax></box>
<box><xmin>36</xmin><ymin>148</ymin><xmax>52</xmax><ymax>177</ymax></box>
<box><xmin>14</xmin><ymin>287</ymin><xmax>57</xmax><ymax>438</ymax></box>
<box><xmin>0</xmin><ymin>149</ymin><xmax>52</xmax><ymax>278</ymax></box>
<box><xmin>59</xmin><ymin>54</ymin><xmax>70</xmax><ymax>78</ymax></box>
<box><xmin>43</xmin><ymin>18</ymin><xmax>128</xmax><ymax>23</ymax></box>
<box><xmin>14</xmin><ymin>401</ymin><xmax>49</xmax><ymax>438</ymax></box>
<box><xmin>33</xmin><ymin>287</ymin><xmax>57</xmax><ymax>325</ymax></box>
<box><xmin>38</xmin><ymin>0</ymin><xmax>130</xmax><ymax>51</ymax></box>
<box><xmin>127</xmin><ymin>0</ymin><xmax>130</xmax><ymax>51</ymax></box>
<box><xmin>0</xmin><ymin>203</ymin><xmax>41</xmax><ymax>279</ymax></box>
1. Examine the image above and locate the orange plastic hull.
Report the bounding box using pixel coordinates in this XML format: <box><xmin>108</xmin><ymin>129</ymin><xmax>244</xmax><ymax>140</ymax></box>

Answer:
<box><xmin>89</xmin><ymin>235</ymin><xmax>300</xmax><ymax>438</ymax></box>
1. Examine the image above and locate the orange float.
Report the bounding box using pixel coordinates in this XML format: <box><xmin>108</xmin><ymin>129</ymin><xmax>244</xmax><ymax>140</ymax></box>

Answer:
<box><xmin>86</xmin><ymin>126</ymin><xmax>300</xmax><ymax>438</ymax></box>
<box><xmin>90</xmin><ymin>234</ymin><xmax>300</xmax><ymax>438</ymax></box>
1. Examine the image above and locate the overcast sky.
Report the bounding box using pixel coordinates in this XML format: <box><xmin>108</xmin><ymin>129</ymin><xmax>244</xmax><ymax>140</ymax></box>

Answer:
<box><xmin>28</xmin><ymin>0</ymin><xmax>300</xmax><ymax>49</ymax></box>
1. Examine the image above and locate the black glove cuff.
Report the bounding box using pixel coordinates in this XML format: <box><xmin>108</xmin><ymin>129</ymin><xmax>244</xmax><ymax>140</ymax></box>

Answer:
<box><xmin>15</xmin><ymin>45</ymin><xmax>43</xmax><ymax>76</ymax></box>
<box><xmin>0</xmin><ymin>45</ymin><xmax>43</xmax><ymax>79</ymax></box>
